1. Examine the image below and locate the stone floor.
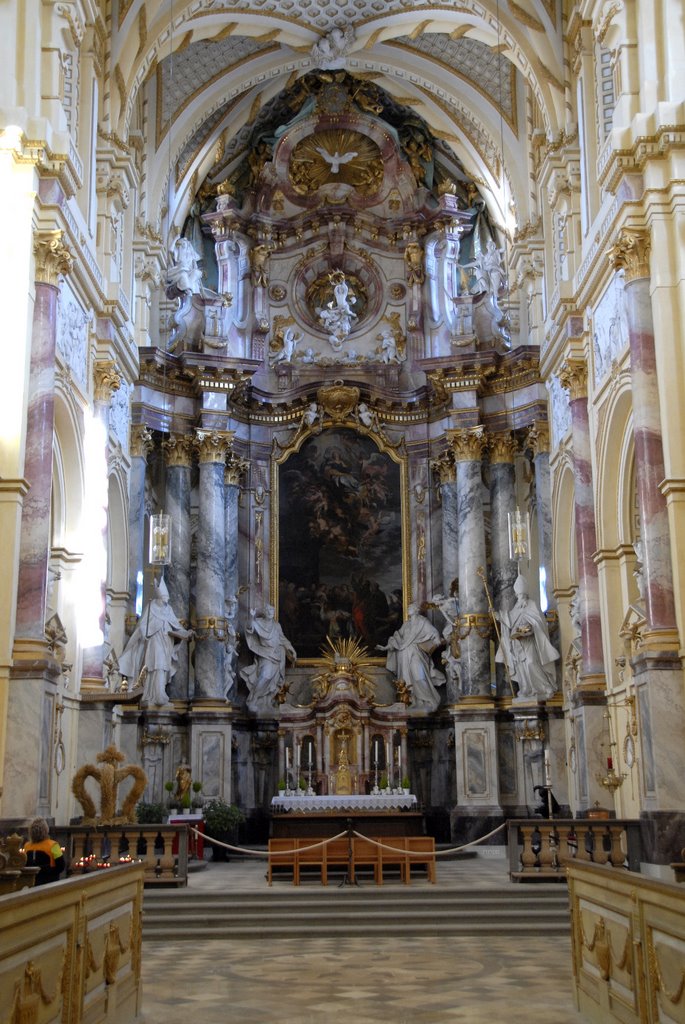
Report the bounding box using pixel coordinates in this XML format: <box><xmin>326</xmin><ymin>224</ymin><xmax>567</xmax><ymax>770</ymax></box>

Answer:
<box><xmin>140</xmin><ymin>854</ymin><xmax>589</xmax><ymax>1023</ymax></box>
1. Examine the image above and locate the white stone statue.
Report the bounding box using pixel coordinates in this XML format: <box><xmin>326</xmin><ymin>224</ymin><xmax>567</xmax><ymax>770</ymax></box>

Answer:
<box><xmin>316</xmin><ymin>271</ymin><xmax>357</xmax><ymax>351</ymax></box>
<box><xmin>118</xmin><ymin>577</ymin><xmax>194</xmax><ymax>706</ymax></box>
<box><xmin>240</xmin><ymin>605</ymin><xmax>297</xmax><ymax>714</ymax></box>
<box><xmin>166</xmin><ymin>237</ymin><xmax>204</xmax><ymax>295</ymax></box>
<box><xmin>315</xmin><ymin>147</ymin><xmax>358</xmax><ymax>173</ymax></box>
<box><xmin>310</xmin><ymin>26</ymin><xmax>356</xmax><ymax>68</ymax></box>
<box><xmin>464</xmin><ymin>239</ymin><xmax>505</xmax><ymax>297</ymax></box>
<box><xmin>377</xmin><ymin>326</ymin><xmax>405</xmax><ymax>364</ymax></box>
<box><xmin>377</xmin><ymin>602</ymin><xmax>446</xmax><ymax>712</ymax></box>
<box><xmin>270</xmin><ymin>326</ymin><xmax>300</xmax><ymax>366</ymax></box>
<box><xmin>495</xmin><ymin>575</ymin><xmax>559</xmax><ymax>701</ymax></box>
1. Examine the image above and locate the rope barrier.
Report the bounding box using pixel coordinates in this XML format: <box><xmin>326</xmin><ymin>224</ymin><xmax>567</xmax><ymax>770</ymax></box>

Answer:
<box><xmin>351</xmin><ymin>821</ymin><xmax>506</xmax><ymax>857</ymax></box>
<box><xmin>188</xmin><ymin>827</ymin><xmax>348</xmax><ymax>857</ymax></box>
<box><xmin>188</xmin><ymin>820</ymin><xmax>506</xmax><ymax>858</ymax></box>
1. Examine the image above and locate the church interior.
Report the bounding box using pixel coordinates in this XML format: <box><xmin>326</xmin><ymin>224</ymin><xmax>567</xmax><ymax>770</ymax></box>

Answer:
<box><xmin>1</xmin><ymin>0</ymin><xmax>685</xmax><ymax>1017</ymax></box>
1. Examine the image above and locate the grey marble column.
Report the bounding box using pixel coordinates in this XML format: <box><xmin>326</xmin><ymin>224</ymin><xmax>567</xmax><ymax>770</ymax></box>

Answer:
<box><xmin>451</xmin><ymin>428</ymin><xmax>491</xmax><ymax>697</ymax></box>
<box><xmin>194</xmin><ymin>430</ymin><xmax>232</xmax><ymax>700</ymax></box>
<box><xmin>527</xmin><ymin>421</ymin><xmax>556</xmax><ymax>613</ymax></box>
<box><xmin>224</xmin><ymin>454</ymin><xmax>245</xmax><ymax>606</ymax></box>
<box><xmin>488</xmin><ymin>432</ymin><xmax>518</xmax><ymax>612</ymax></box>
<box><xmin>162</xmin><ymin>434</ymin><xmax>194</xmax><ymax>700</ymax></box>
<box><xmin>488</xmin><ymin>432</ymin><xmax>518</xmax><ymax>697</ymax></box>
<box><xmin>127</xmin><ymin>424</ymin><xmax>153</xmax><ymax>629</ymax></box>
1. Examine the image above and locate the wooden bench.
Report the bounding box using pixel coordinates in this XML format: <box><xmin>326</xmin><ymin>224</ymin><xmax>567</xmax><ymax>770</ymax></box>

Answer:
<box><xmin>267</xmin><ymin>835</ymin><xmax>436</xmax><ymax>886</ymax></box>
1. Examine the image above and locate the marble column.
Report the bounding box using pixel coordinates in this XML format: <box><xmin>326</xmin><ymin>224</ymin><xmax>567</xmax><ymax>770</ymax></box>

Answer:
<box><xmin>127</xmin><ymin>424</ymin><xmax>153</xmax><ymax>629</ymax></box>
<box><xmin>224</xmin><ymin>452</ymin><xmax>245</xmax><ymax>606</ymax></box>
<box><xmin>609</xmin><ymin>229</ymin><xmax>679</xmax><ymax>650</ymax></box>
<box><xmin>431</xmin><ymin>451</ymin><xmax>459</xmax><ymax>595</ymax></box>
<box><xmin>14</xmin><ymin>231</ymin><xmax>73</xmax><ymax>663</ymax></box>
<box><xmin>527</xmin><ymin>420</ymin><xmax>556</xmax><ymax>612</ymax></box>
<box><xmin>559</xmin><ymin>359</ymin><xmax>605</xmax><ymax>685</ymax></box>
<box><xmin>487</xmin><ymin>432</ymin><xmax>519</xmax><ymax>697</ymax></box>
<box><xmin>194</xmin><ymin>430</ymin><xmax>232</xmax><ymax>700</ymax></box>
<box><xmin>450</xmin><ymin>427</ymin><xmax>491</xmax><ymax>697</ymax></box>
<box><xmin>162</xmin><ymin>433</ymin><xmax>194</xmax><ymax>700</ymax></box>
<box><xmin>81</xmin><ymin>360</ymin><xmax>122</xmax><ymax>688</ymax></box>
<box><xmin>487</xmin><ymin>432</ymin><xmax>518</xmax><ymax>611</ymax></box>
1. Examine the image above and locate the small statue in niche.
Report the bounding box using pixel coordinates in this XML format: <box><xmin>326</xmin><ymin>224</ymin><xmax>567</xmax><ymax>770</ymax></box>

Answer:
<box><xmin>377</xmin><ymin>325</ymin><xmax>406</xmax><ymax>364</ymax></box>
<box><xmin>250</xmin><ymin>243</ymin><xmax>271</xmax><ymax>288</ymax></box>
<box><xmin>404</xmin><ymin>242</ymin><xmax>425</xmax><ymax>285</ymax></box>
<box><xmin>495</xmin><ymin>575</ymin><xmax>559</xmax><ymax>701</ymax></box>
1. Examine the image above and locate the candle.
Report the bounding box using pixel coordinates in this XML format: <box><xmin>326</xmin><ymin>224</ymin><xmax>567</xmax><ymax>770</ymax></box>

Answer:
<box><xmin>374</xmin><ymin>738</ymin><xmax>379</xmax><ymax>763</ymax></box>
<box><xmin>286</xmin><ymin>747</ymin><xmax>290</xmax><ymax>771</ymax></box>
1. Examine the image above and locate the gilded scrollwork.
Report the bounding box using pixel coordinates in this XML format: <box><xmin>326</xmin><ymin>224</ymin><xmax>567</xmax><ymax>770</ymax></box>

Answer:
<box><xmin>288</xmin><ymin>129</ymin><xmax>383</xmax><ymax>196</ymax></box>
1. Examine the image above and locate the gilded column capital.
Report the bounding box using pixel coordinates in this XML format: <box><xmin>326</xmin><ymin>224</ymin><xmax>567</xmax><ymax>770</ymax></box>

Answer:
<box><xmin>447</xmin><ymin>425</ymin><xmax>487</xmax><ymax>462</ymax></box>
<box><xmin>608</xmin><ymin>227</ymin><xmax>651</xmax><ymax>282</ymax></box>
<box><xmin>558</xmin><ymin>358</ymin><xmax>588</xmax><ymax>400</ymax></box>
<box><xmin>527</xmin><ymin>419</ymin><xmax>550</xmax><ymax>456</ymax></box>
<box><xmin>194</xmin><ymin>429</ymin><xmax>235</xmax><ymax>464</ymax></box>
<box><xmin>487</xmin><ymin>431</ymin><xmax>518</xmax><ymax>464</ymax></box>
<box><xmin>33</xmin><ymin>229</ymin><xmax>74</xmax><ymax>286</ymax></box>
<box><xmin>93</xmin><ymin>360</ymin><xmax>122</xmax><ymax>403</ymax></box>
<box><xmin>430</xmin><ymin>449</ymin><xmax>456</xmax><ymax>485</ymax></box>
<box><xmin>162</xmin><ymin>433</ymin><xmax>195</xmax><ymax>468</ymax></box>
<box><xmin>225</xmin><ymin>452</ymin><xmax>249</xmax><ymax>486</ymax></box>
<box><xmin>130</xmin><ymin>423</ymin><xmax>154</xmax><ymax>459</ymax></box>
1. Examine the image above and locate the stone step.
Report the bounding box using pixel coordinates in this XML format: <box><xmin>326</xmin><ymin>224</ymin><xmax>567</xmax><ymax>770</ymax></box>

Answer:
<box><xmin>142</xmin><ymin>885</ymin><xmax>570</xmax><ymax>940</ymax></box>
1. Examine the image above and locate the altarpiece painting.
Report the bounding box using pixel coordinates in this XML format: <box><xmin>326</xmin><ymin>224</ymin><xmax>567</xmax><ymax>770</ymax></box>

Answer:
<box><xmin>276</xmin><ymin>427</ymin><xmax>404</xmax><ymax>659</ymax></box>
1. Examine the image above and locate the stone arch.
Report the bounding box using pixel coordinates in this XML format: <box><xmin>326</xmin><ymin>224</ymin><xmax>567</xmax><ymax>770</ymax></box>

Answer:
<box><xmin>551</xmin><ymin>453</ymin><xmax>575</xmax><ymax>594</ymax></box>
<box><xmin>595</xmin><ymin>377</ymin><xmax>634</xmax><ymax>551</ymax></box>
<box><xmin>52</xmin><ymin>386</ymin><xmax>85</xmax><ymax>551</ymax></box>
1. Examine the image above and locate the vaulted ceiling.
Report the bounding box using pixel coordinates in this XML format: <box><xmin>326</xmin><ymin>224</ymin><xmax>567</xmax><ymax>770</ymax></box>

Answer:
<box><xmin>110</xmin><ymin>1</ymin><xmax>565</xmax><ymax>237</ymax></box>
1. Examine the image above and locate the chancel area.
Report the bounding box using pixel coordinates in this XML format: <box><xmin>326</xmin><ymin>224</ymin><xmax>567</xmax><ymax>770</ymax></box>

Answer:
<box><xmin>1</xmin><ymin>0</ymin><xmax>685</xmax><ymax>1019</ymax></box>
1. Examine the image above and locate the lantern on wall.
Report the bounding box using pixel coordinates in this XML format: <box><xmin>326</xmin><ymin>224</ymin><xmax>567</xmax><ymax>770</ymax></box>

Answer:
<box><xmin>149</xmin><ymin>511</ymin><xmax>172</xmax><ymax>566</ymax></box>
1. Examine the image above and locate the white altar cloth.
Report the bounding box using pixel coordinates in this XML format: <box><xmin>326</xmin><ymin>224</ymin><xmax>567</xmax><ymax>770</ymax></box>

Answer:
<box><xmin>271</xmin><ymin>794</ymin><xmax>417</xmax><ymax>813</ymax></box>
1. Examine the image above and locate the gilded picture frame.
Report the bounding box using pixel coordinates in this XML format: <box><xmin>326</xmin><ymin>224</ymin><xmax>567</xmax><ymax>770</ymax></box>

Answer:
<box><xmin>271</xmin><ymin>419</ymin><xmax>410</xmax><ymax>662</ymax></box>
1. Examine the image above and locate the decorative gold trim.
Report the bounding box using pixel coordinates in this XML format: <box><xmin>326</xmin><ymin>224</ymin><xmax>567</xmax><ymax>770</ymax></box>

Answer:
<box><xmin>34</xmin><ymin>229</ymin><xmax>74</xmax><ymax>286</ymax></box>
<box><xmin>447</xmin><ymin>425</ymin><xmax>487</xmax><ymax>462</ymax></box>
<box><xmin>162</xmin><ymin>433</ymin><xmax>195</xmax><ymax>468</ymax></box>
<box><xmin>271</xmin><ymin>419</ymin><xmax>411</xmax><ymax>644</ymax></box>
<box><xmin>558</xmin><ymin>358</ymin><xmax>588</xmax><ymax>401</ymax></box>
<box><xmin>487</xmin><ymin>430</ymin><xmax>518</xmax><ymax>464</ymax></box>
<box><xmin>129</xmin><ymin>424</ymin><xmax>154</xmax><ymax>459</ymax></box>
<box><xmin>527</xmin><ymin>419</ymin><xmax>550</xmax><ymax>456</ymax></box>
<box><xmin>93</xmin><ymin>360</ymin><xmax>122</xmax><ymax>403</ymax></box>
<box><xmin>608</xmin><ymin>227</ymin><xmax>651</xmax><ymax>282</ymax></box>
<box><xmin>194</xmin><ymin>429</ymin><xmax>235</xmax><ymax>463</ymax></box>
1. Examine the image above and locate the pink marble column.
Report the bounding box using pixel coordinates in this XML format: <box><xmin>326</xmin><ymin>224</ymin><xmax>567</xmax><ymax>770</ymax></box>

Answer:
<box><xmin>14</xmin><ymin>232</ymin><xmax>73</xmax><ymax>654</ymax></box>
<box><xmin>559</xmin><ymin>359</ymin><xmax>605</xmax><ymax>685</ymax></box>
<box><xmin>609</xmin><ymin>230</ymin><xmax>679</xmax><ymax>650</ymax></box>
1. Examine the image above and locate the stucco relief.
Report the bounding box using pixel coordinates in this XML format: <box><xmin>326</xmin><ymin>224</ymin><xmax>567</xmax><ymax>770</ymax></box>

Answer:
<box><xmin>56</xmin><ymin>284</ymin><xmax>89</xmax><ymax>391</ymax></box>
<box><xmin>547</xmin><ymin>373</ymin><xmax>571</xmax><ymax>448</ymax></box>
<box><xmin>592</xmin><ymin>270</ymin><xmax>629</xmax><ymax>386</ymax></box>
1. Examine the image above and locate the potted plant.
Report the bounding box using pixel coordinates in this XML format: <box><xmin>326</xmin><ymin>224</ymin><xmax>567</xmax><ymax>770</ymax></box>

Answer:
<box><xmin>136</xmin><ymin>801</ymin><xmax>166</xmax><ymax>824</ymax></box>
<box><xmin>380</xmin><ymin>773</ymin><xmax>389</xmax><ymax>793</ymax></box>
<box><xmin>203</xmin><ymin>799</ymin><xmax>246</xmax><ymax>861</ymax></box>
<box><xmin>191</xmin><ymin>780</ymin><xmax>203</xmax><ymax>810</ymax></box>
<box><xmin>402</xmin><ymin>775</ymin><xmax>411</xmax><ymax>795</ymax></box>
<box><xmin>277</xmin><ymin>778</ymin><xmax>286</xmax><ymax>796</ymax></box>
<box><xmin>164</xmin><ymin>780</ymin><xmax>177</xmax><ymax>814</ymax></box>
<box><xmin>181</xmin><ymin>792</ymin><xmax>192</xmax><ymax>815</ymax></box>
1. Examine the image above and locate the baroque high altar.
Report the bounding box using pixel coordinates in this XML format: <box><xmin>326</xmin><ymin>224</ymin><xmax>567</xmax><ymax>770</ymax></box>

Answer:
<box><xmin>117</xmin><ymin>71</ymin><xmax>558</xmax><ymax>842</ymax></box>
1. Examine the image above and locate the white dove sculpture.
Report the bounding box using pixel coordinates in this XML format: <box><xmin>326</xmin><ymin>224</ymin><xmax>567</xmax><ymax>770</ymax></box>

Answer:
<box><xmin>315</xmin><ymin>148</ymin><xmax>358</xmax><ymax>173</ymax></box>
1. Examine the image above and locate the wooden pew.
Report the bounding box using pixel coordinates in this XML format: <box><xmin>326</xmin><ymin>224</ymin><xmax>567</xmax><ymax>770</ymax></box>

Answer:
<box><xmin>267</xmin><ymin>838</ymin><xmax>297</xmax><ymax>885</ymax></box>
<box><xmin>405</xmin><ymin>836</ymin><xmax>436</xmax><ymax>883</ymax></box>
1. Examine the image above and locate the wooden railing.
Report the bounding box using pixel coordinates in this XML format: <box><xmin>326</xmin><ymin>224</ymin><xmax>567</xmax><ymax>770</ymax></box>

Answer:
<box><xmin>0</xmin><ymin>862</ymin><xmax>144</xmax><ymax>1024</ymax></box>
<box><xmin>568</xmin><ymin>861</ymin><xmax>685</xmax><ymax>1023</ymax></box>
<box><xmin>61</xmin><ymin>824</ymin><xmax>189</xmax><ymax>887</ymax></box>
<box><xmin>507</xmin><ymin>819</ymin><xmax>643</xmax><ymax>880</ymax></box>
